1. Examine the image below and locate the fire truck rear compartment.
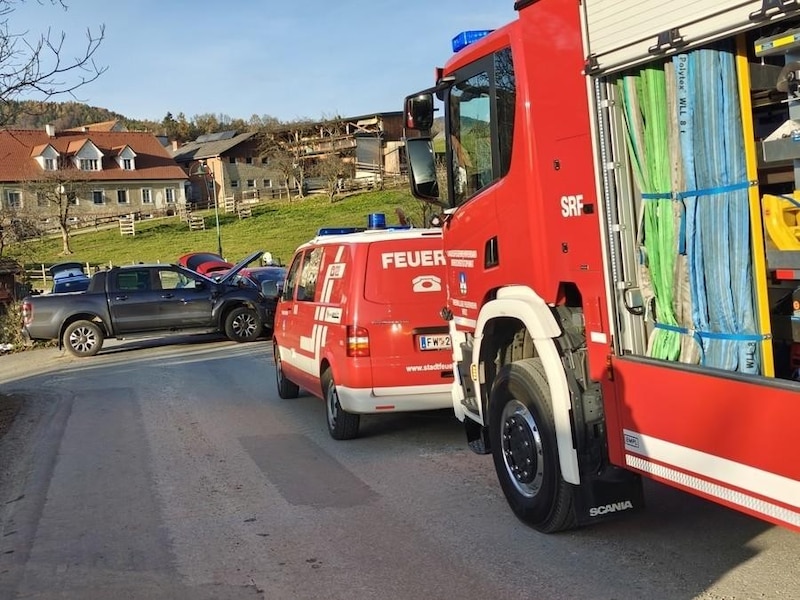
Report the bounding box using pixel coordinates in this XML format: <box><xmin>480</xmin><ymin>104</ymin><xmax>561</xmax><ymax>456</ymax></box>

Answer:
<box><xmin>597</xmin><ymin>15</ymin><xmax>800</xmax><ymax>382</ymax></box>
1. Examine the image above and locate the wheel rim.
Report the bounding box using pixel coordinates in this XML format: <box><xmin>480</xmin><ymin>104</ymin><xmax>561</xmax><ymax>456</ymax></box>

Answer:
<box><xmin>500</xmin><ymin>398</ymin><xmax>545</xmax><ymax>498</ymax></box>
<box><xmin>326</xmin><ymin>381</ymin><xmax>339</xmax><ymax>429</ymax></box>
<box><xmin>232</xmin><ymin>312</ymin><xmax>257</xmax><ymax>338</ymax></box>
<box><xmin>274</xmin><ymin>345</ymin><xmax>284</xmax><ymax>383</ymax></box>
<box><xmin>69</xmin><ymin>325</ymin><xmax>97</xmax><ymax>353</ymax></box>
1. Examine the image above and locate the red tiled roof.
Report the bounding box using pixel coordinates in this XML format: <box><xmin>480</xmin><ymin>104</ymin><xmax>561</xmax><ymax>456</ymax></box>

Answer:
<box><xmin>0</xmin><ymin>129</ymin><xmax>187</xmax><ymax>183</ymax></box>
<box><xmin>65</xmin><ymin>120</ymin><xmax>123</xmax><ymax>132</ymax></box>
<box><xmin>66</xmin><ymin>138</ymin><xmax>88</xmax><ymax>154</ymax></box>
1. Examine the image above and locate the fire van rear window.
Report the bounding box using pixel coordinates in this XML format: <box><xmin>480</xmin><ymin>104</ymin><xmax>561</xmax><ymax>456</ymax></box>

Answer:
<box><xmin>365</xmin><ymin>239</ymin><xmax>447</xmax><ymax>304</ymax></box>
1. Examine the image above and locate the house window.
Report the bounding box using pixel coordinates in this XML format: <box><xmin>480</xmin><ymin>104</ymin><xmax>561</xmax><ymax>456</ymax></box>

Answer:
<box><xmin>246</xmin><ymin>179</ymin><xmax>255</xmax><ymax>187</ymax></box>
<box><xmin>44</xmin><ymin>158</ymin><xmax>55</xmax><ymax>170</ymax></box>
<box><xmin>122</xmin><ymin>158</ymin><xmax>133</xmax><ymax>170</ymax></box>
<box><xmin>246</xmin><ymin>156</ymin><xmax>253</xmax><ymax>164</ymax></box>
<box><xmin>93</xmin><ymin>190</ymin><xmax>104</xmax><ymax>205</ymax></box>
<box><xmin>231</xmin><ymin>180</ymin><xmax>239</xmax><ymax>188</ymax></box>
<box><xmin>141</xmin><ymin>188</ymin><xmax>152</xmax><ymax>204</ymax></box>
<box><xmin>165</xmin><ymin>188</ymin><xmax>175</xmax><ymax>203</ymax></box>
<box><xmin>261</xmin><ymin>157</ymin><xmax>269</xmax><ymax>166</ymax></box>
<box><xmin>36</xmin><ymin>192</ymin><xmax>48</xmax><ymax>207</ymax></box>
<box><xmin>229</xmin><ymin>156</ymin><xmax>236</xmax><ymax>164</ymax></box>
<box><xmin>5</xmin><ymin>191</ymin><xmax>21</xmax><ymax>209</ymax></box>
<box><xmin>117</xmin><ymin>189</ymin><xmax>128</xmax><ymax>204</ymax></box>
<box><xmin>79</xmin><ymin>158</ymin><xmax>99</xmax><ymax>171</ymax></box>
<box><xmin>67</xmin><ymin>192</ymin><xmax>78</xmax><ymax>206</ymax></box>
<box><xmin>264</xmin><ymin>179</ymin><xmax>272</xmax><ymax>188</ymax></box>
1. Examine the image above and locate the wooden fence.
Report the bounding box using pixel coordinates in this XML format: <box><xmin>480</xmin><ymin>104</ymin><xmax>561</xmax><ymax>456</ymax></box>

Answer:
<box><xmin>119</xmin><ymin>214</ymin><xmax>136</xmax><ymax>236</ymax></box>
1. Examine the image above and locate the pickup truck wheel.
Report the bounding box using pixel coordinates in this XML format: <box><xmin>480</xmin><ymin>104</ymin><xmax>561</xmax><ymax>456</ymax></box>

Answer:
<box><xmin>322</xmin><ymin>367</ymin><xmax>359</xmax><ymax>440</ymax></box>
<box><xmin>225</xmin><ymin>306</ymin><xmax>262</xmax><ymax>342</ymax></box>
<box><xmin>63</xmin><ymin>320</ymin><xmax>104</xmax><ymax>357</ymax></box>
<box><xmin>489</xmin><ymin>358</ymin><xmax>577</xmax><ymax>533</ymax></box>
<box><xmin>273</xmin><ymin>342</ymin><xmax>299</xmax><ymax>399</ymax></box>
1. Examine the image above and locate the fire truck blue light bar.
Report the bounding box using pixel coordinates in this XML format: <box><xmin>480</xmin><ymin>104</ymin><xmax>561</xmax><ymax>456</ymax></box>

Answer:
<box><xmin>452</xmin><ymin>30</ymin><xmax>494</xmax><ymax>53</ymax></box>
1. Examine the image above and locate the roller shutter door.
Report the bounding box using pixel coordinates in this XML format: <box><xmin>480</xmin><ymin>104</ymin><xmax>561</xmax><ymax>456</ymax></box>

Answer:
<box><xmin>583</xmin><ymin>0</ymin><xmax>800</xmax><ymax>74</ymax></box>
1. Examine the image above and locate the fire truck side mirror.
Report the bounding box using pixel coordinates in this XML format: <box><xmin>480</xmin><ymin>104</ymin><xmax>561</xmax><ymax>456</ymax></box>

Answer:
<box><xmin>405</xmin><ymin>137</ymin><xmax>440</xmax><ymax>202</ymax></box>
<box><xmin>405</xmin><ymin>93</ymin><xmax>434</xmax><ymax>130</ymax></box>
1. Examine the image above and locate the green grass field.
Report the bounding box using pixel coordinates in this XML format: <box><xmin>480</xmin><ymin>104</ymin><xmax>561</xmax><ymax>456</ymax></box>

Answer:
<box><xmin>6</xmin><ymin>188</ymin><xmax>432</xmax><ymax>267</ymax></box>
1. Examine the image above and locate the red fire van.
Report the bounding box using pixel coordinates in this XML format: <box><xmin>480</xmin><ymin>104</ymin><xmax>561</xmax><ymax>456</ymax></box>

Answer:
<box><xmin>273</xmin><ymin>220</ymin><xmax>454</xmax><ymax>439</ymax></box>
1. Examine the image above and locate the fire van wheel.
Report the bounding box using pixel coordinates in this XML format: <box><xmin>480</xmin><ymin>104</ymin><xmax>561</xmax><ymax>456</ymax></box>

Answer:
<box><xmin>225</xmin><ymin>306</ymin><xmax>262</xmax><ymax>342</ymax></box>
<box><xmin>63</xmin><ymin>320</ymin><xmax>104</xmax><ymax>357</ymax></box>
<box><xmin>489</xmin><ymin>358</ymin><xmax>577</xmax><ymax>533</ymax></box>
<box><xmin>273</xmin><ymin>342</ymin><xmax>299</xmax><ymax>399</ymax></box>
<box><xmin>322</xmin><ymin>367</ymin><xmax>360</xmax><ymax>440</ymax></box>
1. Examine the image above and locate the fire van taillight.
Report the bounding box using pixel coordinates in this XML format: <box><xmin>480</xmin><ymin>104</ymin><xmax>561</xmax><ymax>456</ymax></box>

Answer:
<box><xmin>22</xmin><ymin>300</ymin><xmax>33</xmax><ymax>325</ymax></box>
<box><xmin>346</xmin><ymin>325</ymin><xmax>370</xmax><ymax>357</ymax></box>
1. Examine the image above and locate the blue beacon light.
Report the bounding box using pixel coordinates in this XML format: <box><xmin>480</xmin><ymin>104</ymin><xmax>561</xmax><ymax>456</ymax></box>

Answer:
<box><xmin>451</xmin><ymin>30</ymin><xmax>494</xmax><ymax>53</ymax></box>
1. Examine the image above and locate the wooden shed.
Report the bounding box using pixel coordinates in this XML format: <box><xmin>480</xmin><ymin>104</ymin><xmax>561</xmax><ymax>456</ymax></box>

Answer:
<box><xmin>0</xmin><ymin>258</ymin><xmax>23</xmax><ymax>306</ymax></box>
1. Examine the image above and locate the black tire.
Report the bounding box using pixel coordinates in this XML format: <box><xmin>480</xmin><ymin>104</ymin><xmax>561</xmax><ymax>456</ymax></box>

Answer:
<box><xmin>489</xmin><ymin>358</ymin><xmax>577</xmax><ymax>533</ymax></box>
<box><xmin>273</xmin><ymin>341</ymin><xmax>299</xmax><ymax>399</ymax></box>
<box><xmin>62</xmin><ymin>320</ymin><xmax>104</xmax><ymax>357</ymax></box>
<box><xmin>322</xmin><ymin>367</ymin><xmax>359</xmax><ymax>440</ymax></box>
<box><xmin>225</xmin><ymin>306</ymin><xmax>262</xmax><ymax>342</ymax></box>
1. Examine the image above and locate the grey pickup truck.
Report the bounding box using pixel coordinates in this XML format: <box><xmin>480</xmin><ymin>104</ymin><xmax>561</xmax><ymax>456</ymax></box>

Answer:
<box><xmin>21</xmin><ymin>251</ymin><xmax>277</xmax><ymax>357</ymax></box>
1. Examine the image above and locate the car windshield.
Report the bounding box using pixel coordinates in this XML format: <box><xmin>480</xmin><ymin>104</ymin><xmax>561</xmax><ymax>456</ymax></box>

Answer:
<box><xmin>249</xmin><ymin>269</ymin><xmax>286</xmax><ymax>284</ymax></box>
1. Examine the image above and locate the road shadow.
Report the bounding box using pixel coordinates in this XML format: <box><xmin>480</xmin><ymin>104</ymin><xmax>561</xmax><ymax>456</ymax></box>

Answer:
<box><xmin>98</xmin><ymin>331</ymin><xmax>273</xmax><ymax>355</ymax></box>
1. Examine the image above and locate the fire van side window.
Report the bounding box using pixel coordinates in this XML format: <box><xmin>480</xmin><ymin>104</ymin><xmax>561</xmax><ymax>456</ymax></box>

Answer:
<box><xmin>297</xmin><ymin>247</ymin><xmax>323</xmax><ymax>302</ymax></box>
<box><xmin>282</xmin><ymin>253</ymin><xmax>304</xmax><ymax>301</ymax></box>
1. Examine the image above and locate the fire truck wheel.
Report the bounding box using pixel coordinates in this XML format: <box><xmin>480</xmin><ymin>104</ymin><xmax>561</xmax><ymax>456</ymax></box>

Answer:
<box><xmin>322</xmin><ymin>367</ymin><xmax>360</xmax><ymax>440</ymax></box>
<box><xmin>225</xmin><ymin>306</ymin><xmax>262</xmax><ymax>342</ymax></box>
<box><xmin>489</xmin><ymin>358</ymin><xmax>577</xmax><ymax>533</ymax></box>
<box><xmin>63</xmin><ymin>320</ymin><xmax>104</xmax><ymax>357</ymax></box>
<box><xmin>273</xmin><ymin>342</ymin><xmax>299</xmax><ymax>399</ymax></box>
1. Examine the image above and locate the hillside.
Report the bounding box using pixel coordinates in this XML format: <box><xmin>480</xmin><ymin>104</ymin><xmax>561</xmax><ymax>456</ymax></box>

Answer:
<box><xmin>5</xmin><ymin>188</ymin><xmax>434</xmax><ymax>268</ymax></box>
<box><xmin>1</xmin><ymin>100</ymin><xmax>263</xmax><ymax>142</ymax></box>
<box><xmin>0</xmin><ymin>99</ymin><xmax>150</xmax><ymax>131</ymax></box>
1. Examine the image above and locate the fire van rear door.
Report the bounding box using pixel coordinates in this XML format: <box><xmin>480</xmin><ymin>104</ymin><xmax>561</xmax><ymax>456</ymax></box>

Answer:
<box><xmin>363</xmin><ymin>235</ymin><xmax>454</xmax><ymax>391</ymax></box>
<box><xmin>582</xmin><ymin>0</ymin><xmax>799</xmax><ymax>75</ymax></box>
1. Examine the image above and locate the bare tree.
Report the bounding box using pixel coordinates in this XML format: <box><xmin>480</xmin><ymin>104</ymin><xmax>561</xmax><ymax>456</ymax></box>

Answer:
<box><xmin>258</xmin><ymin>130</ymin><xmax>298</xmax><ymax>199</ymax></box>
<box><xmin>0</xmin><ymin>0</ymin><xmax>106</xmax><ymax>126</ymax></box>
<box><xmin>313</xmin><ymin>153</ymin><xmax>350</xmax><ymax>203</ymax></box>
<box><xmin>23</xmin><ymin>167</ymin><xmax>92</xmax><ymax>255</ymax></box>
<box><xmin>258</xmin><ymin>119</ymin><xmax>317</xmax><ymax>199</ymax></box>
<box><xmin>0</xmin><ymin>204</ymin><xmax>39</xmax><ymax>256</ymax></box>
<box><xmin>301</xmin><ymin>116</ymin><xmax>355</xmax><ymax>202</ymax></box>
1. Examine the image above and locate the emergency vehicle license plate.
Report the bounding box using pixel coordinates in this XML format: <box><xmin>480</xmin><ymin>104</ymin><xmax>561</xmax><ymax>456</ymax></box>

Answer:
<box><xmin>418</xmin><ymin>334</ymin><xmax>451</xmax><ymax>351</ymax></box>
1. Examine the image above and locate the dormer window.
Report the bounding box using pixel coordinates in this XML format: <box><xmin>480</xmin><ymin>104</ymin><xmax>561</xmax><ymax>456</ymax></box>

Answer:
<box><xmin>115</xmin><ymin>145</ymin><xmax>136</xmax><ymax>170</ymax></box>
<box><xmin>72</xmin><ymin>139</ymin><xmax>104</xmax><ymax>171</ymax></box>
<box><xmin>33</xmin><ymin>144</ymin><xmax>60</xmax><ymax>170</ymax></box>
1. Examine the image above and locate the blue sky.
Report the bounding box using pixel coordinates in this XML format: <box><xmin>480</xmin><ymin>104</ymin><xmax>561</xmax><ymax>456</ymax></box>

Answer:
<box><xmin>10</xmin><ymin>1</ymin><xmax>516</xmax><ymax>123</ymax></box>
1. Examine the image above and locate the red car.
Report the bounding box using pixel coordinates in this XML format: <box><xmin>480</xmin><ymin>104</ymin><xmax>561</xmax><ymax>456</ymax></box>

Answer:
<box><xmin>177</xmin><ymin>252</ymin><xmax>233</xmax><ymax>276</ymax></box>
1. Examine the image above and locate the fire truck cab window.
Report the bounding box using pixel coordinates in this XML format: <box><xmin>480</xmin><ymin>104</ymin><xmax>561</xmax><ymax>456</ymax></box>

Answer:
<box><xmin>448</xmin><ymin>47</ymin><xmax>515</xmax><ymax>206</ymax></box>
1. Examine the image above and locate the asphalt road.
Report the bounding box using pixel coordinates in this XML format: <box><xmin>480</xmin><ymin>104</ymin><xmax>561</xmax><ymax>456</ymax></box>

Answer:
<box><xmin>0</xmin><ymin>336</ymin><xmax>798</xmax><ymax>600</ymax></box>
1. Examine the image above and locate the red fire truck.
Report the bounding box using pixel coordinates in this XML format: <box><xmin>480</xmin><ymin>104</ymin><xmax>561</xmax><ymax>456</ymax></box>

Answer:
<box><xmin>403</xmin><ymin>0</ymin><xmax>800</xmax><ymax>533</ymax></box>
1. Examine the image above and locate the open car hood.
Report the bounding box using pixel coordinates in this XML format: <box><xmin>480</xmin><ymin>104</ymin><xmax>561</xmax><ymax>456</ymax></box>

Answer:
<box><xmin>217</xmin><ymin>250</ymin><xmax>264</xmax><ymax>285</ymax></box>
